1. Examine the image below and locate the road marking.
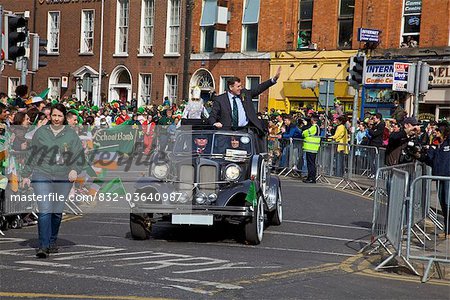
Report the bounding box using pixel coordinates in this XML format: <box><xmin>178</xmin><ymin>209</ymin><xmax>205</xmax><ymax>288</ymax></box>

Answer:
<box><xmin>80</xmin><ymin>221</ymin><xmax>129</xmax><ymax>225</ymax></box>
<box><xmin>53</xmin><ymin>248</ymin><xmax>125</xmax><ymax>261</ymax></box>
<box><xmin>15</xmin><ymin>260</ymin><xmax>94</xmax><ymax>270</ymax></box>
<box><xmin>173</xmin><ymin>262</ymin><xmax>278</xmax><ymax>274</ymax></box>
<box><xmin>141</xmin><ymin>257</ymin><xmax>230</xmax><ymax>270</ymax></box>
<box><xmin>168</xmin><ymin>285</ymin><xmax>212</xmax><ymax>295</ymax></box>
<box><xmin>284</xmin><ymin>219</ymin><xmax>370</xmax><ymax>231</ymax></box>
<box><xmin>265</xmin><ymin>230</ymin><xmax>370</xmax><ymax>243</ymax></box>
<box><xmin>0</xmin><ymin>264</ymin><xmax>163</xmax><ymax>287</ymax></box>
<box><xmin>0</xmin><ymin>238</ymin><xmax>26</xmax><ymax>243</ymax></box>
<box><xmin>163</xmin><ymin>277</ymin><xmax>243</xmax><ymax>290</ymax></box>
<box><xmin>339</xmin><ymin>254</ymin><xmax>450</xmax><ymax>287</ymax></box>
<box><xmin>0</xmin><ymin>292</ymin><xmax>171</xmax><ymax>300</ymax></box>
<box><xmin>206</xmin><ymin>242</ymin><xmax>354</xmax><ymax>257</ymax></box>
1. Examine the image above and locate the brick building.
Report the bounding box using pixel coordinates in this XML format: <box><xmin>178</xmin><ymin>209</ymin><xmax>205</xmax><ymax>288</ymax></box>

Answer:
<box><xmin>1</xmin><ymin>0</ymin><xmax>189</xmax><ymax>107</ymax></box>
<box><xmin>2</xmin><ymin>0</ymin><xmax>450</xmax><ymax>117</ymax></box>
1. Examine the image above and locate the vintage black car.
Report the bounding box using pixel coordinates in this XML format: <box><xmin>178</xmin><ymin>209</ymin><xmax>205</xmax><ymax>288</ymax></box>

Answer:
<box><xmin>130</xmin><ymin>129</ymin><xmax>282</xmax><ymax>245</ymax></box>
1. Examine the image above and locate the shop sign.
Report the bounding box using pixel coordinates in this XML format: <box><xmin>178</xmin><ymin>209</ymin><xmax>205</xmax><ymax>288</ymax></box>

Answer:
<box><xmin>404</xmin><ymin>0</ymin><xmax>421</xmax><ymax>14</ymax></box>
<box><xmin>392</xmin><ymin>62</ymin><xmax>411</xmax><ymax>92</ymax></box>
<box><xmin>364</xmin><ymin>64</ymin><xmax>394</xmax><ymax>86</ymax></box>
<box><xmin>357</xmin><ymin>28</ymin><xmax>380</xmax><ymax>43</ymax></box>
<box><xmin>430</xmin><ymin>65</ymin><xmax>450</xmax><ymax>86</ymax></box>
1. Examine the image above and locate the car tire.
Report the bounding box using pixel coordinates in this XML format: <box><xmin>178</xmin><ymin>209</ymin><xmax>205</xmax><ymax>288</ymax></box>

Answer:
<box><xmin>268</xmin><ymin>186</ymin><xmax>282</xmax><ymax>226</ymax></box>
<box><xmin>244</xmin><ymin>195</ymin><xmax>264</xmax><ymax>245</ymax></box>
<box><xmin>130</xmin><ymin>213</ymin><xmax>152</xmax><ymax>240</ymax></box>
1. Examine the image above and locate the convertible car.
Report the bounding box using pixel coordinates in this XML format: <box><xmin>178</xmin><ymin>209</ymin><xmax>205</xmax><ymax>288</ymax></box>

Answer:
<box><xmin>129</xmin><ymin>129</ymin><xmax>282</xmax><ymax>245</ymax></box>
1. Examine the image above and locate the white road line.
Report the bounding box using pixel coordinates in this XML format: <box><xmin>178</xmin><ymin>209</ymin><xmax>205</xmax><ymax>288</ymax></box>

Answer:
<box><xmin>53</xmin><ymin>248</ymin><xmax>125</xmax><ymax>261</ymax></box>
<box><xmin>15</xmin><ymin>260</ymin><xmax>94</xmax><ymax>270</ymax></box>
<box><xmin>141</xmin><ymin>257</ymin><xmax>230</xmax><ymax>270</ymax></box>
<box><xmin>169</xmin><ymin>285</ymin><xmax>212</xmax><ymax>295</ymax></box>
<box><xmin>164</xmin><ymin>277</ymin><xmax>243</xmax><ymax>290</ymax></box>
<box><xmin>206</xmin><ymin>242</ymin><xmax>354</xmax><ymax>257</ymax></box>
<box><xmin>265</xmin><ymin>230</ymin><xmax>369</xmax><ymax>243</ymax></box>
<box><xmin>79</xmin><ymin>221</ymin><xmax>128</xmax><ymax>225</ymax></box>
<box><xmin>0</xmin><ymin>238</ymin><xmax>26</xmax><ymax>243</ymax></box>
<box><xmin>284</xmin><ymin>220</ymin><xmax>371</xmax><ymax>231</ymax></box>
<box><xmin>88</xmin><ymin>251</ymin><xmax>156</xmax><ymax>262</ymax></box>
<box><xmin>0</xmin><ymin>264</ymin><xmax>163</xmax><ymax>287</ymax></box>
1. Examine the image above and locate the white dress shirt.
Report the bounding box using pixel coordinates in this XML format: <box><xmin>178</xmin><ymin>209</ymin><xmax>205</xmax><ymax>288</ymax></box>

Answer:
<box><xmin>227</xmin><ymin>92</ymin><xmax>248</xmax><ymax>127</ymax></box>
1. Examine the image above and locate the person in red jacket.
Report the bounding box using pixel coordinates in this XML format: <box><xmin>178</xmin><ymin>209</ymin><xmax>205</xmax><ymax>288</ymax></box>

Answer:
<box><xmin>115</xmin><ymin>108</ymin><xmax>130</xmax><ymax>125</ymax></box>
<box><xmin>142</xmin><ymin>113</ymin><xmax>156</xmax><ymax>155</ymax></box>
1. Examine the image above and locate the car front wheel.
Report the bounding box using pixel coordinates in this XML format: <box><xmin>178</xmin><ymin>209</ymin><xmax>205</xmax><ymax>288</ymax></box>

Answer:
<box><xmin>244</xmin><ymin>196</ymin><xmax>264</xmax><ymax>245</ymax></box>
<box><xmin>268</xmin><ymin>186</ymin><xmax>282</xmax><ymax>226</ymax></box>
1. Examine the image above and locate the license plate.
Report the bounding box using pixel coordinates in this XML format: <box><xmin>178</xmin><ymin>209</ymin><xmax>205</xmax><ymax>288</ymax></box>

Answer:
<box><xmin>172</xmin><ymin>214</ymin><xmax>213</xmax><ymax>225</ymax></box>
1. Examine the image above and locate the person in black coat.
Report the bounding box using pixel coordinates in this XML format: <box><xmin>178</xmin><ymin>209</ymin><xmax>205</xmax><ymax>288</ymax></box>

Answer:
<box><xmin>422</xmin><ymin>123</ymin><xmax>450</xmax><ymax>239</ymax></box>
<box><xmin>368</xmin><ymin>113</ymin><xmax>385</xmax><ymax>148</ymax></box>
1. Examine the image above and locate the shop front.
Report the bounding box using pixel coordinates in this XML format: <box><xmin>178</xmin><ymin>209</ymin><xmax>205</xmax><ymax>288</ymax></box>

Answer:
<box><xmin>268</xmin><ymin>50</ymin><xmax>358</xmax><ymax>114</ymax></box>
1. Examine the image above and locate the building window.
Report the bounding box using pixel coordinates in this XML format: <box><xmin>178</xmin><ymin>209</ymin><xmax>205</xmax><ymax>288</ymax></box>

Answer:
<box><xmin>401</xmin><ymin>0</ymin><xmax>421</xmax><ymax>48</ymax></box>
<box><xmin>220</xmin><ymin>76</ymin><xmax>233</xmax><ymax>93</ymax></box>
<box><xmin>165</xmin><ymin>74</ymin><xmax>178</xmax><ymax>103</ymax></box>
<box><xmin>139</xmin><ymin>74</ymin><xmax>152</xmax><ymax>105</ymax></box>
<box><xmin>140</xmin><ymin>0</ymin><xmax>155</xmax><ymax>54</ymax></box>
<box><xmin>8</xmin><ymin>78</ymin><xmax>20</xmax><ymax>98</ymax></box>
<box><xmin>201</xmin><ymin>26</ymin><xmax>215</xmax><ymax>52</ymax></box>
<box><xmin>80</xmin><ymin>10</ymin><xmax>94</xmax><ymax>54</ymax></box>
<box><xmin>200</xmin><ymin>0</ymin><xmax>217</xmax><ymax>52</ymax></box>
<box><xmin>337</xmin><ymin>0</ymin><xmax>354</xmax><ymax>49</ymax></box>
<box><xmin>48</xmin><ymin>78</ymin><xmax>61</xmax><ymax>100</ymax></box>
<box><xmin>116</xmin><ymin>0</ymin><xmax>130</xmax><ymax>54</ymax></box>
<box><xmin>298</xmin><ymin>0</ymin><xmax>314</xmax><ymax>49</ymax></box>
<box><xmin>166</xmin><ymin>0</ymin><xmax>181</xmax><ymax>54</ymax></box>
<box><xmin>242</xmin><ymin>0</ymin><xmax>260</xmax><ymax>51</ymax></box>
<box><xmin>246</xmin><ymin>76</ymin><xmax>261</xmax><ymax>112</ymax></box>
<box><xmin>47</xmin><ymin>12</ymin><xmax>60</xmax><ymax>53</ymax></box>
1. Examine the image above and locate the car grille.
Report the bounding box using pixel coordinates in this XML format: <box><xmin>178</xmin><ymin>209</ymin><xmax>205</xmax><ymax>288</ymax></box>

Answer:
<box><xmin>177</xmin><ymin>160</ymin><xmax>218</xmax><ymax>195</ymax></box>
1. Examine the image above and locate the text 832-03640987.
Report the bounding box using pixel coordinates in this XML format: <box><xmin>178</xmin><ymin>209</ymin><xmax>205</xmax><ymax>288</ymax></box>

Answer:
<box><xmin>129</xmin><ymin>129</ymin><xmax>283</xmax><ymax>245</ymax></box>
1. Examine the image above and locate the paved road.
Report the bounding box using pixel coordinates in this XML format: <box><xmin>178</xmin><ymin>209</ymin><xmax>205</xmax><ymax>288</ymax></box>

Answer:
<box><xmin>0</xmin><ymin>178</ymin><xmax>448</xmax><ymax>299</ymax></box>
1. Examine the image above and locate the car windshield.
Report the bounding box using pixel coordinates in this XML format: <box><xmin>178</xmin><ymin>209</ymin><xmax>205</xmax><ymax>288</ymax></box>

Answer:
<box><xmin>173</xmin><ymin>132</ymin><xmax>252</xmax><ymax>156</ymax></box>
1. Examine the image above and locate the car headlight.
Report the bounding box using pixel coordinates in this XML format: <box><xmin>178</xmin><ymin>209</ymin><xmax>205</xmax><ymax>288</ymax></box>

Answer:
<box><xmin>152</xmin><ymin>163</ymin><xmax>169</xmax><ymax>180</ymax></box>
<box><xmin>207</xmin><ymin>193</ymin><xmax>217</xmax><ymax>203</ymax></box>
<box><xmin>224</xmin><ymin>164</ymin><xmax>241</xmax><ymax>181</ymax></box>
<box><xmin>195</xmin><ymin>192</ymin><xmax>207</xmax><ymax>205</ymax></box>
<box><xmin>178</xmin><ymin>192</ymin><xmax>189</xmax><ymax>204</ymax></box>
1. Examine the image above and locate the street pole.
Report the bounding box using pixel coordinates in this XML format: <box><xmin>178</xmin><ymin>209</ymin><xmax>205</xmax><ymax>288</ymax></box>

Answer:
<box><xmin>325</xmin><ymin>79</ymin><xmax>330</xmax><ymax>136</ymax></box>
<box><xmin>182</xmin><ymin>0</ymin><xmax>193</xmax><ymax>104</ymax></box>
<box><xmin>0</xmin><ymin>5</ymin><xmax>3</xmax><ymax>83</ymax></box>
<box><xmin>97</xmin><ymin>0</ymin><xmax>105</xmax><ymax>107</ymax></box>
<box><xmin>350</xmin><ymin>88</ymin><xmax>359</xmax><ymax>146</ymax></box>
<box><xmin>413</xmin><ymin>60</ymin><xmax>422</xmax><ymax>117</ymax></box>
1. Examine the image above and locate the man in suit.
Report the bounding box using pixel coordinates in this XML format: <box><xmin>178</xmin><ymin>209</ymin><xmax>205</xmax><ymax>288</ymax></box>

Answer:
<box><xmin>208</xmin><ymin>67</ymin><xmax>281</xmax><ymax>133</ymax></box>
<box><xmin>208</xmin><ymin>67</ymin><xmax>281</xmax><ymax>152</ymax></box>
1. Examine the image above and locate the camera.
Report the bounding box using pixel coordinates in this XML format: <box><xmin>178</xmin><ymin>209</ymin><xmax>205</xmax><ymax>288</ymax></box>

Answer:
<box><xmin>400</xmin><ymin>137</ymin><xmax>425</xmax><ymax>163</ymax></box>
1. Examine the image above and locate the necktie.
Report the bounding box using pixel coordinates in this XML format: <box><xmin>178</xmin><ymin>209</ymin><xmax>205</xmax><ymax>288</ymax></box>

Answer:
<box><xmin>232</xmin><ymin>96</ymin><xmax>239</xmax><ymax>128</ymax></box>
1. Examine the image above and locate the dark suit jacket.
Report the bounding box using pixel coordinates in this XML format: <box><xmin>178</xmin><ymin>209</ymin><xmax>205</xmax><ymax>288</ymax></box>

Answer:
<box><xmin>208</xmin><ymin>79</ymin><xmax>275</xmax><ymax>134</ymax></box>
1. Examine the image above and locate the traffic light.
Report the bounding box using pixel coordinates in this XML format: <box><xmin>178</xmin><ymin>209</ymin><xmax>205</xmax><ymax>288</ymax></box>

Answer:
<box><xmin>30</xmin><ymin>34</ymin><xmax>48</xmax><ymax>71</ymax></box>
<box><xmin>4</xmin><ymin>14</ymin><xmax>27</xmax><ymax>62</ymax></box>
<box><xmin>346</xmin><ymin>54</ymin><xmax>366</xmax><ymax>88</ymax></box>
<box><xmin>419</xmin><ymin>62</ymin><xmax>433</xmax><ymax>94</ymax></box>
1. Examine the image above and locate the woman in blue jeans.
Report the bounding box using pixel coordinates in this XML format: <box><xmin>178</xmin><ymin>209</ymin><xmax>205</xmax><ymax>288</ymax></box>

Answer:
<box><xmin>22</xmin><ymin>104</ymin><xmax>84</xmax><ymax>258</ymax></box>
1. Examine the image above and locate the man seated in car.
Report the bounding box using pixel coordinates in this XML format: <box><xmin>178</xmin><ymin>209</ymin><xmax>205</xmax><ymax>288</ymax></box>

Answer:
<box><xmin>192</xmin><ymin>134</ymin><xmax>211</xmax><ymax>154</ymax></box>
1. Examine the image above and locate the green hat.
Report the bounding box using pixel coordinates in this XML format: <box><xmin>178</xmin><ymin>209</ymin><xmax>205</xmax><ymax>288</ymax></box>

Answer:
<box><xmin>51</xmin><ymin>100</ymin><xmax>58</xmax><ymax>106</ymax></box>
<box><xmin>137</xmin><ymin>106</ymin><xmax>145</xmax><ymax>114</ymax></box>
<box><xmin>92</xmin><ymin>105</ymin><xmax>99</xmax><ymax>112</ymax></box>
<box><xmin>68</xmin><ymin>109</ymin><xmax>79</xmax><ymax>116</ymax></box>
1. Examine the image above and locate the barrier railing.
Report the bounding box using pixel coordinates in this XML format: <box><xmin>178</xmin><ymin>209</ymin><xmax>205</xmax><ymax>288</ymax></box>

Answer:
<box><xmin>406</xmin><ymin>176</ymin><xmax>450</xmax><ymax>282</ymax></box>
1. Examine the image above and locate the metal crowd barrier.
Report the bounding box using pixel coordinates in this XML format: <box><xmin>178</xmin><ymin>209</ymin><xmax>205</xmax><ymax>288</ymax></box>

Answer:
<box><xmin>406</xmin><ymin>176</ymin><xmax>450</xmax><ymax>282</ymax></box>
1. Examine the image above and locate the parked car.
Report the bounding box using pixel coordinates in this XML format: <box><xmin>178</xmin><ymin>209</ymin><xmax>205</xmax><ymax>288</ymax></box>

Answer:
<box><xmin>129</xmin><ymin>129</ymin><xmax>282</xmax><ymax>245</ymax></box>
